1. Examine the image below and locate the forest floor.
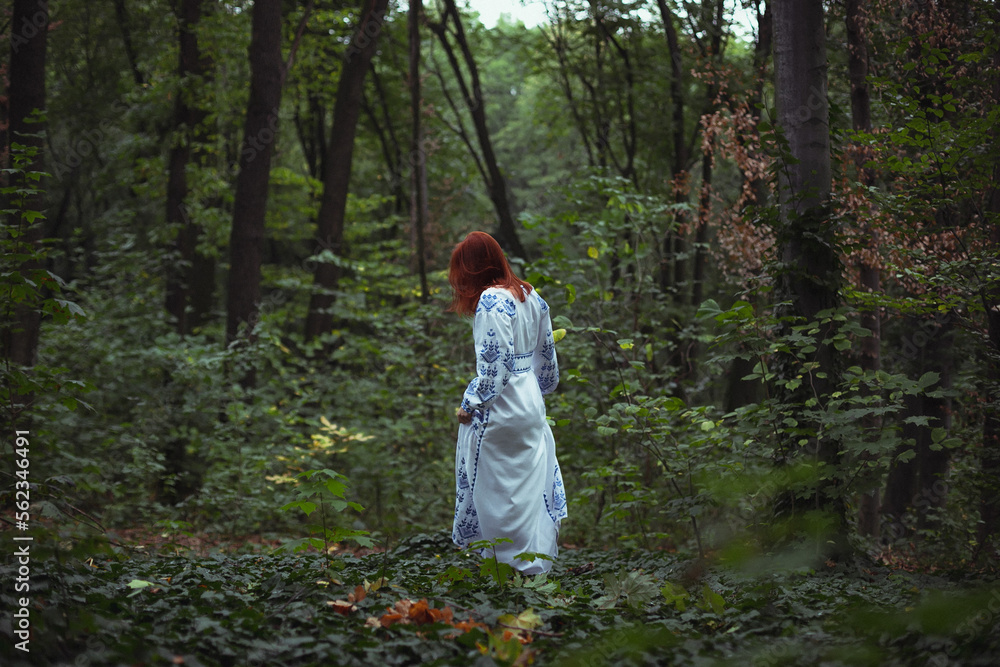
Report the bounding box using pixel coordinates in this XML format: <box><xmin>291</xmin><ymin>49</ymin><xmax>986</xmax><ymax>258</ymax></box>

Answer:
<box><xmin>1</xmin><ymin>528</ymin><xmax>999</xmax><ymax>666</ymax></box>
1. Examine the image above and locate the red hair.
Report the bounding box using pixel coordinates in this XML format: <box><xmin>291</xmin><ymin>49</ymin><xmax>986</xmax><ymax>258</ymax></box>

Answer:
<box><xmin>449</xmin><ymin>231</ymin><xmax>532</xmax><ymax>316</ymax></box>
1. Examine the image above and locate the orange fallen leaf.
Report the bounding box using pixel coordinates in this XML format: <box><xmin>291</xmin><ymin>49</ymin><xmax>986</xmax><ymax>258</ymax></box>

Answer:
<box><xmin>379</xmin><ymin>612</ymin><xmax>404</xmax><ymax>628</ymax></box>
<box><xmin>327</xmin><ymin>600</ymin><xmax>357</xmax><ymax>615</ymax></box>
<box><xmin>408</xmin><ymin>599</ymin><xmax>434</xmax><ymax>624</ymax></box>
<box><xmin>347</xmin><ymin>585</ymin><xmax>366</xmax><ymax>603</ymax></box>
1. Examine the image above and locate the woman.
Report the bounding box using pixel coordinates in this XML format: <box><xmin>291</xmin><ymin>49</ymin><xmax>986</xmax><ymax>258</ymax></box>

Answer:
<box><xmin>449</xmin><ymin>231</ymin><xmax>567</xmax><ymax>575</ymax></box>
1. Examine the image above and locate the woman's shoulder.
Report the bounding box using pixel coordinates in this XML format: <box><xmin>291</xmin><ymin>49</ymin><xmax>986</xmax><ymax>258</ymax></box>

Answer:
<box><xmin>477</xmin><ymin>287</ymin><xmax>519</xmax><ymax>317</ymax></box>
<box><xmin>529</xmin><ymin>287</ymin><xmax>549</xmax><ymax>313</ymax></box>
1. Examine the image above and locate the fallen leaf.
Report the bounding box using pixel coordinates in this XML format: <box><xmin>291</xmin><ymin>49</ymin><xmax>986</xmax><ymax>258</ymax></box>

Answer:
<box><xmin>347</xmin><ymin>584</ymin><xmax>366</xmax><ymax>603</ymax></box>
<box><xmin>379</xmin><ymin>612</ymin><xmax>404</xmax><ymax>628</ymax></box>
<box><xmin>327</xmin><ymin>600</ymin><xmax>357</xmax><ymax>615</ymax></box>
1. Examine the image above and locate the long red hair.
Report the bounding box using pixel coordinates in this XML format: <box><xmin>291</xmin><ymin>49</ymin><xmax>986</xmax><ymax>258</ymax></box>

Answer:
<box><xmin>449</xmin><ymin>231</ymin><xmax>532</xmax><ymax>316</ymax></box>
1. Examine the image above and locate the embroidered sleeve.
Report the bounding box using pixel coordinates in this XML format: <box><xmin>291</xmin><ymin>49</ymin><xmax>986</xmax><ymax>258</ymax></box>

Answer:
<box><xmin>532</xmin><ymin>292</ymin><xmax>559</xmax><ymax>395</ymax></box>
<box><xmin>461</xmin><ymin>291</ymin><xmax>516</xmax><ymax>413</ymax></box>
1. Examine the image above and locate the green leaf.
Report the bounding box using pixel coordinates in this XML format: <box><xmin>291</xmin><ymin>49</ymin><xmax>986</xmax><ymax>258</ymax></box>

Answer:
<box><xmin>126</xmin><ymin>579</ymin><xmax>156</xmax><ymax>598</ymax></box>
<box><xmin>698</xmin><ymin>585</ymin><xmax>726</xmax><ymax>615</ymax></box>
<box><xmin>281</xmin><ymin>500</ymin><xmax>317</xmax><ymax>516</ymax></box>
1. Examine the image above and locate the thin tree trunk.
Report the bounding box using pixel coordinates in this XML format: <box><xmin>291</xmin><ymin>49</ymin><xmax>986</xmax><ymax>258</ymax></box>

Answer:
<box><xmin>597</xmin><ymin>22</ymin><xmax>638</xmax><ymax>184</ymax></box>
<box><xmin>303</xmin><ymin>0</ymin><xmax>391</xmax><ymax>341</ymax></box>
<box><xmin>883</xmin><ymin>317</ymin><xmax>954</xmax><ymax>536</ymax></box>
<box><xmin>3</xmin><ymin>0</ymin><xmax>49</xmax><ymax>368</ymax></box>
<box><xmin>656</xmin><ymin>0</ymin><xmax>688</xmax><ymax>297</ymax></box>
<box><xmin>720</xmin><ymin>2</ymin><xmax>770</xmax><ymax>413</ymax></box>
<box><xmin>111</xmin><ymin>0</ymin><xmax>145</xmax><ymax>85</ymax></box>
<box><xmin>544</xmin><ymin>21</ymin><xmax>596</xmax><ymax>167</ymax></box>
<box><xmin>916</xmin><ymin>321</ymin><xmax>953</xmax><ymax>532</ymax></box>
<box><xmin>364</xmin><ymin>68</ymin><xmax>406</xmax><ymax>217</ymax></box>
<box><xmin>293</xmin><ymin>92</ymin><xmax>328</xmax><ymax>181</ymax></box>
<box><xmin>225</xmin><ymin>0</ymin><xmax>283</xmax><ymax>348</ymax></box>
<box><xmin>750</xmin><ymin>0</ymin><xmax>772</xmax><ymax>207</ymax></box>
<box><xmin>165</xmin><ymin>0</ymin><xmax>215</xmax><ymax>336</ymax></box>
<box><xmin>428</xmin><ymin>0</ymin><xmax>526</xmax><ymax>259</ymax></box>
<box><xmin>409</xmin><ymin>0</ymin><xmax>430</xmax><ymax>302</ymax></box>
<box><xmin>846</xmin><ymin>0</ymin><xmax>883</xmax><ymax>537</ymax></box>
<box><xmin>691</xmin><ymin>151</ymin><xmax>712</xmax><ymax>307</ymax></box>
<box><xmin>690</xmin><ymin>0</ymin><xmax>725</xmax><ymax>308</ymax></box>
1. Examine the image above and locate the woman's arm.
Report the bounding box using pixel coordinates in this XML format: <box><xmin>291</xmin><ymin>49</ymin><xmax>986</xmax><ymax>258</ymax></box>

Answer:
<box><xmin>460</xmin><ymin>290</ymin><xmax>516</xmax><ymax>414</ymax></box>
<box><xmin>532</xmin><ymin>293</ymin><xmax>559</xmax><ymax>395</ymax></box>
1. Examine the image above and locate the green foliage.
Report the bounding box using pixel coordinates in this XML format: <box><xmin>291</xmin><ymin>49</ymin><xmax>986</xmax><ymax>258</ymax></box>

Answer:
<box><xmin>1</xmin><ymin>534</ymin><xmax>996</xmax><ymax>666</ymax></box>
<box><xmin>1</xmin><ymin>140</ymin><xmax>91</xmax><ymax>424</ymax></box>
<box><xmin>278</xmin><ymin>468</ymin><xmax>373</xmax><ymax>562</ymax></box>
<box><xmin>695</xmin><ymin>297</ymin><xmax>977</xmax><ymax>550</ymax></box>
<box><xmin>594</xmin><ymin>569</ymin><xmax>660</xmax><ymax>611</ymax></box>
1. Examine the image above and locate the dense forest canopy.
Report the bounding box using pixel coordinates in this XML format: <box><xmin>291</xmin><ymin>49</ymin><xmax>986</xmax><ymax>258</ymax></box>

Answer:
<box><xmin>1</xmin><ymin>0</ymin><xmax>1000</xmax><ymax>663</ymax></box>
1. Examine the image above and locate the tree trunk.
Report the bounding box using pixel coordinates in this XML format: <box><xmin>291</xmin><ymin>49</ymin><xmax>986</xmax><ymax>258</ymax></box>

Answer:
<box><xmin>774</xmin><ymin>0</ymin><xmax>836</xmax><ymax>326</ymax></box>
<box><xmin>303</xmin><ymin>0</ymin><xmax>390</xmax><ymax>341</ymax></box>
<box><xmin>111</xmin><ymin>0</ymin><xmax>145</xmax><ymax>85</ymax></box>
<box><xmin>690</xmin><ymin>0</ymin><xmax>725</xmax><ymax>309</ymax></box>
<box><xmin>165</xmin><ymin>0</ymin><xmax>216</xmax><ymax>336</ymax></box>
<box><xmin>293</xmin><ymin>92</ymin><xmax>328</xmax><ymax>182</ymax></box>
<box><xmin>977</xmin><ymin>34</ymin><xmax>1000</xmax><ymax>556</ymax></box>
<box><xmin>225</xmin><ymin>0</ymin><xmax>283</xmax><ymax>348</ymax></box>
<box><xmin>749</xmin><ymin>0</ymin><xmax>772</xmax><ymax>208</ymax></box>
<box><xmin>846</xmin><ymin>0</ymin><xmax>883</xmax><ymax>537</ymax></box>
<box><xmin>428</xmin><ymin>0</ymin><xmax>526</xmax><ymax>259</ymax></box>
<box><xmin>773</xmin><ymin>0</ymin><xmax>845</xmax><ymax>551</ymax></box>
<box><xmin>3</xmin><ymin>0</ymin><xmax>49</xmax><ymax>368</ymax></box>
<box><xmin>719</xmin><ymin>2</ymin><xmax>770</xmax><ymax>414</ymax></box>
<box><xmin>882</xmin><ymin>317</ymin><xmax>954</xmax><ymax>537</ymax></box>
<box><xmin>691</xmin><ymin>152</ymin><xmax>712</xmax><ymax>307</ymax></box>
<box><xmin>409</xmin><ymin>0</ymin><xmax>430</xmax><ymax>302</ymax></box>
<box><xmin>545</xmin><ymin>23</ymin><xmax>596</xmax><ymax>168</ymax></box>
<box><xmin>363</xmin><ymin>69</ymin><xmax>407</xmax><ymax>218</ymax></box>
<box><xmin>656</xmin><ymin>0</ymin><xmax>689</xmax><ymax>297</ymax></box>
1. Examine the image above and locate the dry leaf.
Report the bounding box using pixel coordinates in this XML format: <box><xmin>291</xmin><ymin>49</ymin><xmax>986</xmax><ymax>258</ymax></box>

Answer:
<box><xmin>327</xmin><ymin>600</ymin><xmax>357</xmax><ymax>615</ymax></box>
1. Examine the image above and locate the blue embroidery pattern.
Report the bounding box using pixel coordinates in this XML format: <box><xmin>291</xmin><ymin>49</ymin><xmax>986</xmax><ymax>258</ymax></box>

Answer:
<box><xmin>539</xmin><ymin>334</ymin><xmax>555</xmax><ymax>361</ymax></box>
<box><xmin>463</xmin><ymin>291</ymin><xmax>520</xmax><ymax>413</ymax></box>
<box><xmin>480</xmin><ymin>329</ymin><xmax>501</xmax><ymax>364</ymax></box>
<box><xmin>501</xmin><ymin>298</ymin><xmax>517</xmax><ymax>318</ymax></box>
<box><xmin>534</xmin><ymin>327</ymin><xmax>559</xmax><ymax>395</ymax></box>
<box><xmin>453</xmin><ymin>409</ymin><xmax>489</xmax><ymax>546</ymax></box>
<box><xmin>552</xmin><ymin>463</ymin><xmax>567</xmax><ymax>514</ymax></box>
<box><xmin>502</xmin><ymin>347</ymin><xmax>516</xmax><ymax>374</ymax></box>
<box><xmin>512</xmin><ymin>352</ymin><xmax>533</xmax><ymax>374</ymax></box>
<box><xmin>537</xmin><ymin>364</ymin><xmax>558</xmax><ymax>394</ymax></box>
<box><xmin>477</xmin><ymin>290</ymin><xmax>517</xmax><ymax>319</ymax></box>
<box><xmin>544</xmin><ymin>463</ymin><xmax>569</xmax><ymax>524</ymax></box>
<box><xmin>478</xmin><ymin>292</ymin><xmax>498</xmax><ymax>312</ymax></box>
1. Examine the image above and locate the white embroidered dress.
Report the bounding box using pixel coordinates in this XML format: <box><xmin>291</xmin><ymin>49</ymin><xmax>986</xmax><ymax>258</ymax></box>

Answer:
<box><xmin>452</xmin><ymin>286</ymin><xmax>567</xmax><ymax>574</ymax></box>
